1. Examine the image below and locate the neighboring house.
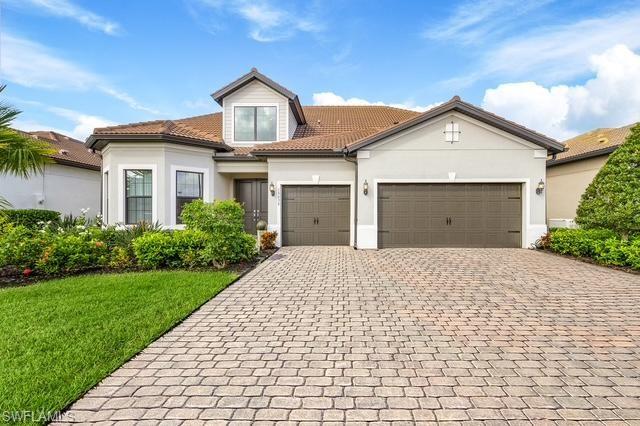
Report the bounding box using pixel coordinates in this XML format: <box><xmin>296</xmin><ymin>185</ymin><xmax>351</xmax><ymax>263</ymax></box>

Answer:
<box><xmin>547</xmin><ymin>123</ymin><xmax>635</xmax><ymax>227</ymax></box>
<box><xmin>1</xmin><ymin>131</ymin><xmax>101</xmax><ymax>216</ymax></box>
<box><xmin>87</xmin><ymin>68</ymin><xmax>563</xmax><ymax>248</ymax></box>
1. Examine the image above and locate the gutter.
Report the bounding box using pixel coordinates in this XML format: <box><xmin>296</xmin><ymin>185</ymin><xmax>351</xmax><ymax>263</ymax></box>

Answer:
<box><xmin>342</xmin><ymin>149</ymin><xmax>358</xmax><ymax>249</ymax></box>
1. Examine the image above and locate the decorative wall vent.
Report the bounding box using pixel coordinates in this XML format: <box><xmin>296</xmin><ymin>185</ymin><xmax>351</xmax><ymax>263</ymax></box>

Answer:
<box><xmin>444</xmin><ymin>121</ymin><xmax>461</xmax><ymax>143</ymax></box>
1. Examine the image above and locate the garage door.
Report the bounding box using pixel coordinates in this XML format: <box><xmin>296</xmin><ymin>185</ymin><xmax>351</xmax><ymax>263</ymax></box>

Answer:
<box><xmin>378</xmin><ymin>183</ymin><xmax>522</xmax><ymax>248</ymax></box>
<box><xmin>282</xmin><ymin>185</ymin><xmax>350</xmax><ymax>246</ymax></box>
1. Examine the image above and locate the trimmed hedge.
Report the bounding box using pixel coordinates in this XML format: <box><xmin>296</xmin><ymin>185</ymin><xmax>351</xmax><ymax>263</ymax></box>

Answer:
<box><xmin>548</xmin><ymin>228</ymin><xmax>640</xmax><ymax>270</ymax></box>
<box><xmin>2</xmin><ymin>209</ymin><xmax>60</xmax><ymax>229</ymax></box>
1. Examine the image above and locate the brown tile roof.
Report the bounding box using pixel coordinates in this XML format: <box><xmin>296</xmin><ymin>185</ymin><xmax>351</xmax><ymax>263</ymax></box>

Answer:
<box><xmin>92</xmin><ymin>113</ymin><xmax>224</xmax><ymax>144</ymax></box>
<box><xmin>252</xmin><ymin>128</ymin><xmax>385</xmax><ymax>153</ymax></box>
<box><xmin>548</xmin><ymin>123</ymin><xmax>637</xmax><ymax>166</ymax></box>
<box><xmin>19</xmin><ymin>130</ymin><xmax>101</xmax><ymax>170</ymax></box>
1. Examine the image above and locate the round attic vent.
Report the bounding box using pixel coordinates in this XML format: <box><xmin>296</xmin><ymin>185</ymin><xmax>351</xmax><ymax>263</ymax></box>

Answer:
<box><xmin>59</xmin><ymin>149</ymin><xmax>69</xmax><ymax>155</ymax></box>
<box><xmin>597</xmin><ymin>135</ymin><xmax>609</xmax><ymax>144</ymax></box>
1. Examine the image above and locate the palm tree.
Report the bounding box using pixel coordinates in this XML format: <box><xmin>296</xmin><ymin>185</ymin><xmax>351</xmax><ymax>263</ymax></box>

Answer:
<box><xmin>0</xmin><ymin>85</ymin><xmax>54</xmax><ymax>208</ymax></box>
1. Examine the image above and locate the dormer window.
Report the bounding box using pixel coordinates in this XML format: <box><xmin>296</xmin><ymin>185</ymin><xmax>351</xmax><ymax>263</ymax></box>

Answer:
<box><xmin>234</xmin><ymin>106</ymin><xmax>277</xmax><ymax>141</ymax></box>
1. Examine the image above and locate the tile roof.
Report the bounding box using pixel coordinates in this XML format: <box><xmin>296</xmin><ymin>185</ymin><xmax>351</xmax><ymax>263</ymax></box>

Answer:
<box><xmin>19</xmin><ymin>130</ymin><xmax>101</xmax><ymax>170</ymax></box>
<box><xmin>93</xmin><ymin>113</ymin><xmax>224</xmax><ymax>144</ymax></box>
<box><xmin>548</xmin><ymin>123</ymin><xmax>637</xmax><ymax>166</ymax></box>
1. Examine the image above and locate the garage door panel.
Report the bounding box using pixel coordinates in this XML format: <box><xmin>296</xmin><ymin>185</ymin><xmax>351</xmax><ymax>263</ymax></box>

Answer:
<box><xmin>378</xmin><ymin>183</ymin><xmax>522</xmax><ymax>248</ymax></box>
<box><xmin>282</xmin><ymin>185</ymin><xmax>350</xmax><ymax>246</ymax></box>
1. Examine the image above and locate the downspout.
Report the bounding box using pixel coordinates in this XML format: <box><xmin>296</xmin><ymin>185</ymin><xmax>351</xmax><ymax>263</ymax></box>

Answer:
<box><xmin>342</xmin><ymin>150</ymin><xmax>358</xmax><ymax>249</ymax></box>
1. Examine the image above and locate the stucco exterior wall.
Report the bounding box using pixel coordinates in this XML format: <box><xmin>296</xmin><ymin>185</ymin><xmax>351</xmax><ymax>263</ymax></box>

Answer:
<box><xmin>101</xmin><ymin>142</ymin><xmax>218</xmax><ymax>227</ymax></box>
<box><xmin>356</xmin><ymin>112</ymin><xmax>548</xmax><ymax>249</ymax></box>
<box><xmin>0</xmin><ymin>163</ymin><xmax>100</xmax><ymax>216</ymax></box>
<box><xmin>547</xmin><ymin>155</ymin><xmax>608</xmax><ymax>221</ymax></box>
<box><xmin>222</xmin><ymin>80</ymin><xmax>290</xmax><ymax>144</ymax></box>
<box><xmin>267</xmin><ymin>157</ymin><xmax>356</xmax><ymax>246</ymax></box>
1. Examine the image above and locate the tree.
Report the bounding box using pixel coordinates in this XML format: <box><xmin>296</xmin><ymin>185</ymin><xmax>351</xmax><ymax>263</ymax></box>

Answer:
<box><xmin>576</xmin><ymin>123</ymin><xmax>640</xmax><ymax>238</ymax></box>
<box><xmin>0</xmin><ymin>85</ymin><xmax>54</xmax><ymax>208</ymax></box>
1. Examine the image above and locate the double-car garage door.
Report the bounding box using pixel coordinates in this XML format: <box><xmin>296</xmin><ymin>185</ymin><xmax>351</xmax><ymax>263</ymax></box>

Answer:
<box><xmin>281</xmin><ymin>183</ymin><xmax>522</xmax><ymax>248</ymax></box>
<box><xmin>378</xmin><ymin>183</ymin><xmax>522</xmax><ymax>248</ymax></box>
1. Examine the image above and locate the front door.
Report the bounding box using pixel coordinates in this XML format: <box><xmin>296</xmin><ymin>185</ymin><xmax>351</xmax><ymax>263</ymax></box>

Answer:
<box><xmin>235</xmin><ymin>179</ymin><xmax>268</xmax><ymax>233</ymax></box>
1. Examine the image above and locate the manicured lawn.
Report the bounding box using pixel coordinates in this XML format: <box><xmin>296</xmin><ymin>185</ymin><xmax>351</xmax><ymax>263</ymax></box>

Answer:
<box><xmin>0</xmin><ymin>270</ymin><xmax>237</xmax><ymax>423</ymax></box>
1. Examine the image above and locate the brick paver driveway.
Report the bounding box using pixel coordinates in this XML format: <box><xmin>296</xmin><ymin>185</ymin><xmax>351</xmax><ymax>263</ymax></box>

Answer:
<box><xmin>60</xmin><ymin>247</ymin><xmax>640</xmax><ymax>424</ymax></box>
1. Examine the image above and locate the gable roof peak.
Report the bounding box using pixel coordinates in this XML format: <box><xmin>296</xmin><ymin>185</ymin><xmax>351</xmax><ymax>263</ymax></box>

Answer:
<box><xmin>211</xmin><ymin>68</ymin><xmax>306</xmax><ymax>125</ymax></box>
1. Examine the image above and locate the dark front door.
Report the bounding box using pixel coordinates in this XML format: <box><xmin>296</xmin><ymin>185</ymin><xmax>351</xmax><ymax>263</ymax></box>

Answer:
<box><xmin>378</xmin><ymin>183</ymin><xmax>522</xmax><ymax>248</ymax></box>
<box><xmin>282</xmin><ymin>185</ymin><xmax>350</xmax><ymax>246</ymax></box>
<box><xmin>235</xmin><ymin>179</ymin><xmax>268</xmax><ymax>233</ymax></box>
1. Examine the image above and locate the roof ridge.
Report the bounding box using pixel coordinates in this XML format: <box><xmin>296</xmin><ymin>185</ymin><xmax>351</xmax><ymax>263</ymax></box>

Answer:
<box><xmin>95</xmin><ymin>119</ymin><xmax>167</xmax><ymax>132</ymax></box>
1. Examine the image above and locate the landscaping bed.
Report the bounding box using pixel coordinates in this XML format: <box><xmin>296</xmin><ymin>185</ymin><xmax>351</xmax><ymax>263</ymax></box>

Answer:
<box><xmin>0</xmin><ymin>270</ymin><xmax>237</xmax><ymax>424</ymax></box>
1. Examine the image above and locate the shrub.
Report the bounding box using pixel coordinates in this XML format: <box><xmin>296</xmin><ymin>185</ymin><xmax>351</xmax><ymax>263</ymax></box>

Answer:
<box><xmin>0</xmin><ymin>225</ymin><xmax>51</xmax><ymax>269</ymax></box>
<box><xmin>624</xmin><ymin>239</ymin><xmax>640</xmax><ymax>269</ymax></box>
<box><xmin>549</xmin><ymin>228</ymin><xmax>617</xmax><ymax>257</ymax></box>
<box><xmin>132</xmin><ymin>230</ymin><xmax>212</xmax><ymax>269</ymax></box>
<box><xmin>203</xmin><ymin>232</ymin><xmax>257</xmax><ymax>268</ymax></box>
<box><xmin>593</xmin><ymin>238</ymin><xmax>629</xmax><ymax>266</ymax></box>
<box><xmin>108</xmin><ymin>246</ymin><xmax>133</xmax><ymax>269</ymax></box>
<box><xmin>37</xmin><ymin>234</ymin><xmax>109</xmax><ymax>275</ymax></box>
<box><xmin>260</xmin><ymin>231</ymin><xmax>277</xmax><ymax>250</ymax></box>
<box><xmin>3</xmin><ymin>209</ymin><xmax>60</xmax><ymax>229</ymax></box>
<box><xmin>181</xmin><ymin>199</ymin><xmax>245</xmax><ymax>235</ymax></box>
<box><xmin>576</xmin><ymin>124</ymin><xmax>640</xmax><ymax>237</ymax></box>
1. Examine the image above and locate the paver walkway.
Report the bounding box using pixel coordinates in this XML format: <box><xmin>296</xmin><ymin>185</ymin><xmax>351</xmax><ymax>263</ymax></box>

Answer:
<box><xmin>59</xmin><ymin>247</ymin><xmax>640</xmax><ymax>424</ymax></box>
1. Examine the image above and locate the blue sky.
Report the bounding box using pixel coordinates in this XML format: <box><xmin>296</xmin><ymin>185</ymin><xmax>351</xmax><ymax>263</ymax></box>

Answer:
<box><xmin>2</xmin><ymin>0</ymin><xmax>640</xmax><ymax>141</ymax></box>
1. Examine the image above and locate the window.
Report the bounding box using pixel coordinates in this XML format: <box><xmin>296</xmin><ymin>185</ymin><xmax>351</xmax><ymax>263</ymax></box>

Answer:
<box><xmin>234</xmin><ymin>106</ymin><xmax>277</xmax><ymax>141</ymax></box>
<box><xmin>176</xmin><ymin>171</ymin><xmax>203</xmax><ymax>224</ymax></box>
<box><xmin>125</xmin><ymin>169</ymin><xmax>152</xmax><ymax>224</ymax></box>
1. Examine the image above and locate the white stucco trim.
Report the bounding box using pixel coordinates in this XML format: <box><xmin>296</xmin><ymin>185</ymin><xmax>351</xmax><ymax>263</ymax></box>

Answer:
<box><xmin>273</xmin><ymin>180</ymin><xmax>356</xmax><ymax>247</ymax></box>
<box><xmin>230</xmin><ymin>102</ymin><xmax>281</xmax><ymax>144</ymax></box>
<box><xmin>169</xmin><ymin>165</ymin><xmax>211</xmax><ymax>228</ymax></box>
<box><xmin>358</xmin><ymin>177</ymin><xmax>544</xmax><ymax>250</ymax></box>
<box><xmin>117</xmin><ymin>164</ymin><xmax>158</xmax><ymax>225</ymax></box>
<box><xmin>102</xmin><ymin>166</ymin><xmax>110</xmax><ymax>223</ymax></box>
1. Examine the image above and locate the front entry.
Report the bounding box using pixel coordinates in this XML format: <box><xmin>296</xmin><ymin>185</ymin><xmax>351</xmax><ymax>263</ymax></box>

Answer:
<box><xmin>282</xmin><ymin>185</ymin><xmax>350</xmax><ymax>246</ymax></box>
<box><xmin>235</xmin><ymin>179</ymin><xmax>268</xmax><ymax>233</ymax></box>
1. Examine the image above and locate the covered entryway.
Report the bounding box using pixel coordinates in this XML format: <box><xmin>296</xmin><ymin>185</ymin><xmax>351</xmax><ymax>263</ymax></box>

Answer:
<box><xmin>235</xmin><ymin>179</ymin><xmax>268</xmax><ymax>233</ymax></box>
<box><xmin>378</xmin><ymin>183</ymin><xmax>522</xmax><ymax>248</ymax></box>
<box><xmin>282</xmin><ymin>185</ymin><xmax>350</xmax><ymax>246</ymax></box>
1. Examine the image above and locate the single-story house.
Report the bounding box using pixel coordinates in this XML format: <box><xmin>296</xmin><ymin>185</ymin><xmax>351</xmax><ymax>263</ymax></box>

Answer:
<box><xmin>547</xmin><ymin>123</ymin><xmax>635</xmax><ymax>228</ymax></box>
<box><xmin>1</xmin><ymin>130</ymin><xmax>101</xmax><ymax>216</ymax></box>
<box><xmin>86</xmin><ymin>68</ymin><xmax>563</xmax><ymax>248</ymax></box>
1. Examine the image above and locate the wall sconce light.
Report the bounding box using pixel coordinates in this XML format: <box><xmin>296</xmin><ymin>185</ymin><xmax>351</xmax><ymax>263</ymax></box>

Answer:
<box><xmin>363</xmin><ymin>179</ymin><xmax>369</xmax><ymax>196</ymax></box>
<box><xmin>269</xmin><ymin>182</ymin><xmax>275</xmax><ymax>196</ymax></box>
<box><xmin>536</xmin><ymin>179</ymin><xmax>545</xmax><ymax>195</ymax></box>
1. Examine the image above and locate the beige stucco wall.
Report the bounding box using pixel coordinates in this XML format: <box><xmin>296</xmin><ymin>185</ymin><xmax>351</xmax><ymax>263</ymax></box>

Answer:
<box><xmin>0</xmin><ymin>163</ymin><xmax>100</xmax><ymax>217</ymax></box>
<box><xmin>547</xmin><ymin>155</ymin><xmax>608</xmax><ymax>221</ymax></box>
<box><xmin>356</xmin><ymin>112</ymin><xmax>548</xmax><ymax>249</ymax></box>
<box><xmin>267</xmin><ymin>157</ymin><xmax>356</xmax><ymax>246</ymax></box>
<box><xmin>222</xmin><ymin>80</ymin><xmax>290</xmax><ymax>144</ymax></box>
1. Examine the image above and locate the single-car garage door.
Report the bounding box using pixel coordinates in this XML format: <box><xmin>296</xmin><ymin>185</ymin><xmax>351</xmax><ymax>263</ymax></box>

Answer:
<box><xmin>282</xmin><ymin>185</ymin><xmax>350</xmax><ymax>246</ymax></box>
<box><xmin>378</xmin><ymin>183</ymin><xmax>522</xmax><ymax>248</ymax></box>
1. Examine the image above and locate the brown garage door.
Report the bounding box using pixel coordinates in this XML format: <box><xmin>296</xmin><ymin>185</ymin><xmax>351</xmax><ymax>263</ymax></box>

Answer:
<box><xmin>378</xmin><ymin>183</ymin><xmax>522</xmax><ymax>248</ymax></box>
<box><xmin>282</xmin><ymin>185</ymin><xmax>350</xmax><ymax>246</ymax></box>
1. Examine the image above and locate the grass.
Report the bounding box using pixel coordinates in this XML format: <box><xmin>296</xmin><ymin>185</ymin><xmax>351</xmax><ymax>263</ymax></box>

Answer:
<box><xmin>0</xmin><ymin>270</ymin><xmax>237</xmax><ymax>424</ymax></box>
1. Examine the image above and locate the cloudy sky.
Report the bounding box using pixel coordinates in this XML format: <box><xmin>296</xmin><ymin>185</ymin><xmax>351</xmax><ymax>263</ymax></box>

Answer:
<box><xmin>2</xmin><ymin>0</ymin><xmax>639</xmax><ymax>141</ymax></box>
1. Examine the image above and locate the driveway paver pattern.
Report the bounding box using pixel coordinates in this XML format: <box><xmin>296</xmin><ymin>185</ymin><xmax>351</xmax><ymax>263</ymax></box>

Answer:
<box><xmin>59</xmin><ymin>247</ymin><xmax>640</xmax><ymax>424</ymax></box>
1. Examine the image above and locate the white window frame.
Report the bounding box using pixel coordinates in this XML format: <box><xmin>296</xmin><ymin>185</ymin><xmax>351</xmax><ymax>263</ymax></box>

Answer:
<box><xmin>170</xmin><ymin>165</ymin><xmax>210</xmax><ymax>228</ymax></box>
<box><xmin>231</xmin><ymin>102</ymin><xmax>280</xmax><ymax>145</ymax></box>
<box><xmin>117</xmin><ymin>164</ymin><xmax>158</xmax><ymax>225</ymax></box>
<box><xmin>102</xmin><ymin>166</ymin><xmax>109</xmax><ymax>224</ymax></box>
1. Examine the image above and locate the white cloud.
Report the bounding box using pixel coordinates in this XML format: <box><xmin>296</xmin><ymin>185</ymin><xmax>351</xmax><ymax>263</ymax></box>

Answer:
<box><xmin>312</xmin><ymin>92</ymin><xmax>440</xmax><ymax>113</ymax></box>
<box><xmin>6</xmin><ymin>0</ymin><xmax>121</xmax><ymax>35</ymax></box>
<box><xmin>447</xmin><ymin>9</ymin><xmax>640</xmax><ymax>88</ymax></box>
<box><xmin>423</xmin><ymin>0</ymin><xmax>552</xmax><ymax>45</ymax></box>
<box><xmin>2</xmin><ymin>34</ymin><xmax>161</xmax><ymax>115</ymax></box>
<box><xmin>14</xmin><ymin>107</ymin><xmax>116</xmax><ymax>141</ymax></box>
<box><xmin>482</xmin><ymin>44</ymin><xmax>640</xmax><ymax>140</ymax></box>
<box><xmin>188</xmin><ymin>0</ymin><xmax>324</xmax><ymax>42</ymax></box>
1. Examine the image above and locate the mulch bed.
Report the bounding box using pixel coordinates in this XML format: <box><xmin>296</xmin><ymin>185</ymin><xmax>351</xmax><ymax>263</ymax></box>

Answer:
<box><xmin>0</xmin><ymin>249</ymin><xmax>278</xmax><ymax>289</ymax></box>
<box><xmin>537</xmin><ymin>248</ymin><xmax>640</xmax><ymax>275</ymax></box>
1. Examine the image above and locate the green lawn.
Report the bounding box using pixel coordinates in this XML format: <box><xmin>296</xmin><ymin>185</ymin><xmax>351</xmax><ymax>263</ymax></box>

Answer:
<box><xmin>0</xmin><ymin>270</ymin><xmax>237</xmax><ymax>423</ymax></box>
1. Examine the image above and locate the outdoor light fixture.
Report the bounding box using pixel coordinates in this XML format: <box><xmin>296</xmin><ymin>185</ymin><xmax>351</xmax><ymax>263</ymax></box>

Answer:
<box><xmin>536</xmin><ymin>179</ymin><xmax>545</xmax><ymax>195</ymax></box>
<box><xmin>269</xmin><ymin>182</ymin><xmax>275</xmax><ymax>196</ymax></box>
<box><xmin>363</xmin><ymin>179</ymin><xmax>369</xmax><ymax>195</ymax></box>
